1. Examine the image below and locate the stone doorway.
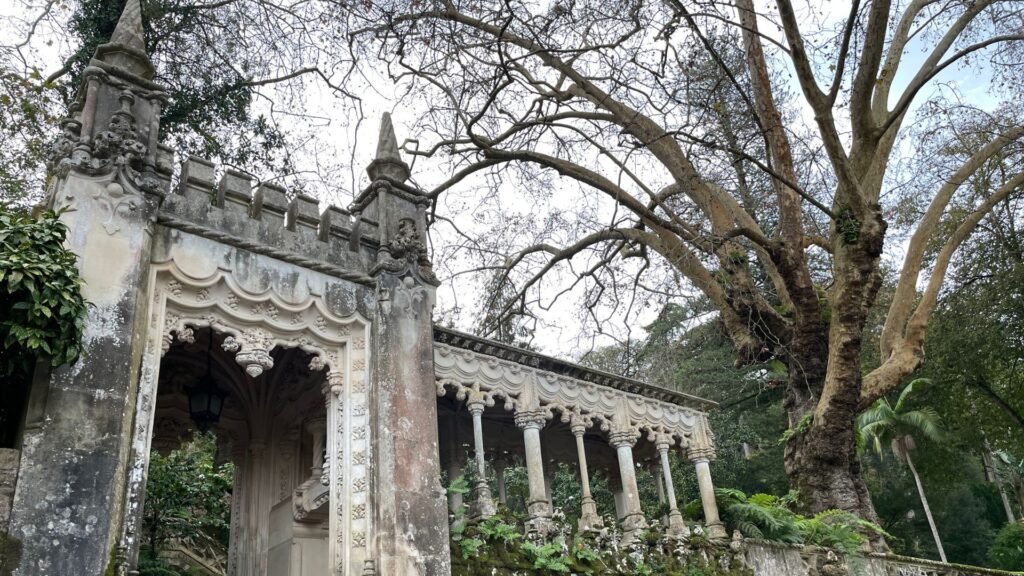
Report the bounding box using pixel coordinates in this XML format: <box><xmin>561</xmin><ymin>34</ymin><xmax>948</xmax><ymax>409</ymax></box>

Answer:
<box><xmin>148</xmin><ymin>326</ymin><xmax>330</xmax><ymax>575</ymax></box>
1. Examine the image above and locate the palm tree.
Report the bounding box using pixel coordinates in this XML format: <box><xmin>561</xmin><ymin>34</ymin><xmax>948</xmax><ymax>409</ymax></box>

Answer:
<box><xmin>858</xmin><ymin>378</ymin><xmax>947</xmax><ymax>562</ymax></box>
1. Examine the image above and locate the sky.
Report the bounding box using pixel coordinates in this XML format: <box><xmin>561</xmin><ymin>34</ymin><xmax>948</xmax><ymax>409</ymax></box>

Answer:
<box><xmin>0</xmin><ymin>0</ymin><xmax>1011</xmax><ymax>361</ymax></box>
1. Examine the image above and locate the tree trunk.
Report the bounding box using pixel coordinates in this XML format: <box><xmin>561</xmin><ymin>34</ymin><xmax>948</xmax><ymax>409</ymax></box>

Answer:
<box><xmin>907</xmin><ymin>452</ymin><xmax>947</xmax><ymax>562</ymax></box>
<box><xmin>781</xmin><ymin>224</ymin><xmax>889</xmax><ymax>549</ymax></box>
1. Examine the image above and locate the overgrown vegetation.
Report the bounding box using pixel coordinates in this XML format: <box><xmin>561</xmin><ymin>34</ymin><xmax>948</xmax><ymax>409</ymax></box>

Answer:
<box><xmin>715</xmin><ymin>489</ymin><xmax>886</xmax><ymax>553</ymax></box>
<box><xmin>0</xmin><ymin>207</ymin><xmax>87</xmax><ymax>446</ymax></box>
<box><xmin>140</xmin><ymin>433</ymin><xmax>233</xmax><ymax>575</ymax></box>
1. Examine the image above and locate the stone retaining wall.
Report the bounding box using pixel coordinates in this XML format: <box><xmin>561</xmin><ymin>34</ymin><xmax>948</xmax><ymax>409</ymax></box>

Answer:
<box><xmin>743</xmin><ymin>540</ymin><xmax>1021</xmax><ymax>576</ymax></box>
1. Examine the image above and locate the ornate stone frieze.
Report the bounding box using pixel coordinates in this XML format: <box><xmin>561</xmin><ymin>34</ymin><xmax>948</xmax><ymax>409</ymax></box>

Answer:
<box><xmin>434</xmin><ymin>342</ymin><xmax>705</xmax><ymax>447</ymax></box>
<box><xmin>157</xmin><ymin>269</ymin><xmax>364</xmax><ymax>377</ymax></box>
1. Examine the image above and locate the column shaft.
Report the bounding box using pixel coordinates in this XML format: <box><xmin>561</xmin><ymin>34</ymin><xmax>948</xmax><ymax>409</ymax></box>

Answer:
<box><xmin>519</xmin><ymin>422</ymin><xmax>553</xmax><ymax>534</ymax></box>
<box><xmin>494</xmin><ymin>460</ymin><xmax>508</xmax><ymax>505</ymax></box>
<box><xmin>573</xmin><ymin>430</ymin><xmax>602</xmax><ymax>531</ymax></box>
<box><xmin>613</xmin><ymin>441</ymin><xmax>648</xmax><ymax>545</ymax></box>
<box><xmin>694</xmin><ymin>459</ymin><xmax>726</xmax><ymax>539</ymax></box>
<box><xmin>469</xmin><ymin>406</ymin><xmax>495</xmax><ymax>518</ymax></box>
<box><xmin>659</xmin><ymin>446</ymin><xmax>689</xmax><ymax>538</ymax></box>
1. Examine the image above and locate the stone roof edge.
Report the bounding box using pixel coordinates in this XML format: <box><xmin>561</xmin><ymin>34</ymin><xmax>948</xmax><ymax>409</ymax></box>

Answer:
<box><xmin>432</xmin><ymin>325</ymin><xmax>717</xmax><ymax>411</ymax></box>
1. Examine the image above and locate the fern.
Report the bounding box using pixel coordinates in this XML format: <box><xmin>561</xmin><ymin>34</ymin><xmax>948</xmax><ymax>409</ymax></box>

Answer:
<box><xmin>521</xmin><ymin>541</ymin><xmax>571</xmax><ymax>573</ymax></box>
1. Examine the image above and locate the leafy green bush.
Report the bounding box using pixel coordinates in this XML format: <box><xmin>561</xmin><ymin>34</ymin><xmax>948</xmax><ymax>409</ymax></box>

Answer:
<box><xmin>0</xmin><ymin>208</ymin><xmax>87</xmax><ymax>376</ymax></box>
<box><xmin>988</xmin><ymin>522</ymin><xmax>1024</xmax><ymax>570</ymax></box>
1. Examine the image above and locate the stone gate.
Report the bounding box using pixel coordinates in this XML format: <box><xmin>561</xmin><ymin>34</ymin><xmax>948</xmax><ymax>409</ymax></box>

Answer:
<box><xmin>1</xmin><ymin>1</ymin><xmax>728</xmax><ymax>574</ymax></box>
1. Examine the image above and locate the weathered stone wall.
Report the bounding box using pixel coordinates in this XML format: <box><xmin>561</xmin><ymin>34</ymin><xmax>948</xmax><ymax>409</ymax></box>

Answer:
<box><xmin>0</xmin><ymin>449</ymin><xmax>18</xmax><ymax>533</ymax></box>
<box><xmin>742</xmin><ymin>541</ymin><xmax>1018</xmax><ymax>576</ymax></box>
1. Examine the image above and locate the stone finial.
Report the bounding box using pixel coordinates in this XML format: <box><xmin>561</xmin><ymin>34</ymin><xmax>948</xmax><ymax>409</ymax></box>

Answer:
<box><xmin>93</xmin><ymin>0</ymin><xmax>156</xmax><ymax>80</ymax></box>
<box><xmin>366</xmin><ymin>113</ymin><xmax>411</xmax><ymax>182</ymax></box>
<box><xmin>111</xmin><ymin>0</ymin><xmax>146</xmax><ymax>51</ymax></box>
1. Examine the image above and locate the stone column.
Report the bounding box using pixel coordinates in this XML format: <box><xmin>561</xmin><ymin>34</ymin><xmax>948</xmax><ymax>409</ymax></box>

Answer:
<box><xmin>515</xmin><ymin>412</ymin><xmax>553</xmax><ymax>535</ymax></box>
<box><xmin>249</xmin><ymin>440</ymin><xmax>269</xmax><ymax>576</ymax></box>
<box><xmin>8</xmin><ymin>2</ymin><xmax>168</xmax><ymax>572</ymax></box>
<box><xmin>362</xmin><ymin>114</ymin><xmax>449</xmax><ymax>574</ymax></box>
<box><xmin>609</xmin><ymin>401</ymin><xmax>646</xmax><ymax>546</ymax></box>
<box><xmin>654</xmin><ymin>434</ymin><xmax>689</xmax><ymax>538</ymax></box>
<box><xmin>226</xmin><ymin>442</ymin><xmax>247</xmax><ymax>576</ymax></box>
<box><xmin>493</xmin><ymin>456</ymin><xmax>508</xmax><ymax>506</ymax></box>
<box><xmin>447</xmin><ymin>454</ymin><xmax>465</xmax><ymax>516</ymax></box>
<box><xmin>307</xmin><ymin>416</ymin><xmax>327</xmax><ymax>478</ymax></box>
<box><xmin>688</xmin><ymin>415</ymin><xmax>726</xmax><ymax>540</ymax></box>
<box><xmin>467</xmin><ymin>393</ymin><xmax>496</xmax><ymax>519</ymax></box>
<box><xmin>543</xmin><ymin>461</ymin><xmax>555</xmax><ymax>508</ymax></box>
<box><xmin>570</xmin><ymin>416</ymin><xmax>602</xmax><ymax>532</ymax></box>
<box><xmin>324</xmin><ymin>373</ymin><xmax>345</xmax><ymax>574</ymax></box>
<box><xmin>652</xmin><ymin>463</ymin><xmax>667</xmax><ymax>507</ymax></box>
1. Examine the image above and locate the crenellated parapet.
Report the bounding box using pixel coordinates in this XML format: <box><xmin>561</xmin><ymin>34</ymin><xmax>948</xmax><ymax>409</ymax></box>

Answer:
<box><xmin>155</xmin><ymin>152</ymin><xmax>381</xmax><ymax>286</ymax></box>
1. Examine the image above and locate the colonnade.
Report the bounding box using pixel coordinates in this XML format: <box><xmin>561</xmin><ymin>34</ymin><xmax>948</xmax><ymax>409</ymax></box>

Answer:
<box><xmin>439</xmin><ymin>382</ymin><xmax>727</xmax><ymax>545</ymax></box>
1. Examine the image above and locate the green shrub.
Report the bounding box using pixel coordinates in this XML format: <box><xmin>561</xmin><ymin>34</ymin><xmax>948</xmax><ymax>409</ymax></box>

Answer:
<box><xmin>0</xmin><ymin>208</ymin><xmax>88</xmax><ymax>377</ymax></box>
<box><xmin>988</xmin><ymin>522</ymin><xmax>1024</xmax><ymax>571</ymax></box>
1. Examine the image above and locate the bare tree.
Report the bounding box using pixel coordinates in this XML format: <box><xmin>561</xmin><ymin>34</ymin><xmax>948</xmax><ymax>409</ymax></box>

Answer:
<box><xmin>337</xmin><ymin>0</ymin><xmax>1024</xmax><ymax>542</ymax></box>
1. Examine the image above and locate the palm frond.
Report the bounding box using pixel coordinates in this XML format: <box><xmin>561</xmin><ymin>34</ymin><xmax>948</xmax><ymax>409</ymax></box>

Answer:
<box><xmin>899</xmin><ymin>408</ymin><xmax>945</xmax><ymax>443</ymax></box>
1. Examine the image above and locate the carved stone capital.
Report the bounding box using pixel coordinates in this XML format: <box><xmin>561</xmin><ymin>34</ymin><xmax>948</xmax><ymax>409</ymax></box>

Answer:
<box><xmin>609</xmin><ymin>430</ymin><xmax>640</xmax><ymax>449</ymax></box>
<box><xmin>514</xmin><ymin>409</ymin><xmax>547</xmax><ymax>430</ymax></box>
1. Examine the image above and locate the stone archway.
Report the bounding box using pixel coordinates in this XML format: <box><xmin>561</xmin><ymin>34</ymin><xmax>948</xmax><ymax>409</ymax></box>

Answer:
<box><xmin>119</xmin><ymin>260</ymin><xmax>371</xmax><ymax>575</ymax></box>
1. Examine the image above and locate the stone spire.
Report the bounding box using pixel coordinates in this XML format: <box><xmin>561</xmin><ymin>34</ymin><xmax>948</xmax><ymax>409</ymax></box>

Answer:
<box><xmin>92</xmin><ymin>0</ymin><xmax>156</xmax><ymax>80</ymax></box>
<box><xmin>366</xmin><ymin>112</ymin><xmax>411</xmax><ymax>182</ymax></box>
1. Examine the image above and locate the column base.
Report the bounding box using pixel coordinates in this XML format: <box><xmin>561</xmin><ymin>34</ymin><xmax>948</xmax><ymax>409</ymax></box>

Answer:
<box><xmin>470</xmin><ymin>483</ymin><xmax>497</xmax><ymax>519</ymax></box>
<box><xmin>577</xmin><ymin>497</ymin><xmax>604</xmax><ymax>532</ymax></box>
<box><xmin>706</xmin><ymin>521</ymin><xmax>728</xmax><ymax>540</ymax></box>
<box><xmin>666</xmin><ymin>509</ymin><xmax>690</xmax><ymax>539</ymax></box>
<box><xmin>526</xmin><ymin>498</ymin><xmax>554</xmax><ymax>537</ymax></box>
<box><xmin>619</xmin><ymin>512</ymin><xmax>648</xmax><ymax>547</ymax></box>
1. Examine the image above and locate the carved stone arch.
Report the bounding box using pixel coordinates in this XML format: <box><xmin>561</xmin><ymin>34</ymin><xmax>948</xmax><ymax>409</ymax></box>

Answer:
<box><xmin>120</xmin><ymin>259</ymin><xmax>372</xmax><ymax>575</ymax></box>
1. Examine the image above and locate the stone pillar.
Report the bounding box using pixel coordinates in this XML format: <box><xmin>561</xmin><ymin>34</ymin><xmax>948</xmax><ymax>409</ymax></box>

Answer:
<box><xmin>447</xmin><ymin>454</ymin><xmax>465</xmax><ymax>516</ymax></box>
<box><xmin>652</xmin><ymin>463</ymin><xmax>667</xmax><ymax>507</ymax></box>
<box><xmin>467</xmin><ymin>392</ymin><xmax>496</xmax><ymax>519</ymax></box>
<box><xmin>324</xmin><ymin>373</ymin><xmax>345</xmax><ymax>574</ymax></box>
<box><xmin>605</xmin><ymin>470</ymin><xmax>624</xmax><ymax>521</ymax></box>
<box><xmin>543</xmin><ymin>460</ymin><xmax>555</xmax><ymax>508</ymax></box>
<box><xmin>609</xmin><ymin>401</ymin><xmax>646</xmax><ymax>546</ymax></box>
<box><xmin>8</xmin><ymin>2</ymin><xmax>168</xmax><ymax>572</ymax></box>
<box><xmin>226</xmin><ymin>443</ymin><xmax>247</xmax><ymax>576</ymax></box>
<box><xmin>570</xmin><ymin>415</ymin><xmax>602</xmax><ymax>532</ymax></box>
<box><xmin>688</xmin><ymin>415</ymin><xmax>726</xmax><ymax>540</ymax></box>
<box><xmin>361</xmin><ymin>113</ymin><xmax>449</xmax><ymax>574</ymax></box>
<box><xmin>248</xmin><ymin>440</ymin><xmax>269</xmax><ymax>576</ymax></box>
<box><xmin>493</xmin><ymin>456</ymin><xmax>508</xmax><ymax>505</ymax></box>
<box><xmin>307</xmin><ymin>416</ymin><xmax>327</xmax><ymax>478</ymax></box>
<box><xmin>653</xmin><ymin>433</ymin><xmax>689</xmax><ymax>538</ymax></box>
<box><xmin>514</xmin><ymin>381</ymin><xmax>552</xmax><ymax>536</ymax></box>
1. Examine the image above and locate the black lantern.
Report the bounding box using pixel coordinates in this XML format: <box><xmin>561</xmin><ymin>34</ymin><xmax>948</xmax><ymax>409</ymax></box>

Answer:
<box><xmin>186</xmin><ymin>332</ymin><xmax>228</xmax><ymax>433</ymax></box>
